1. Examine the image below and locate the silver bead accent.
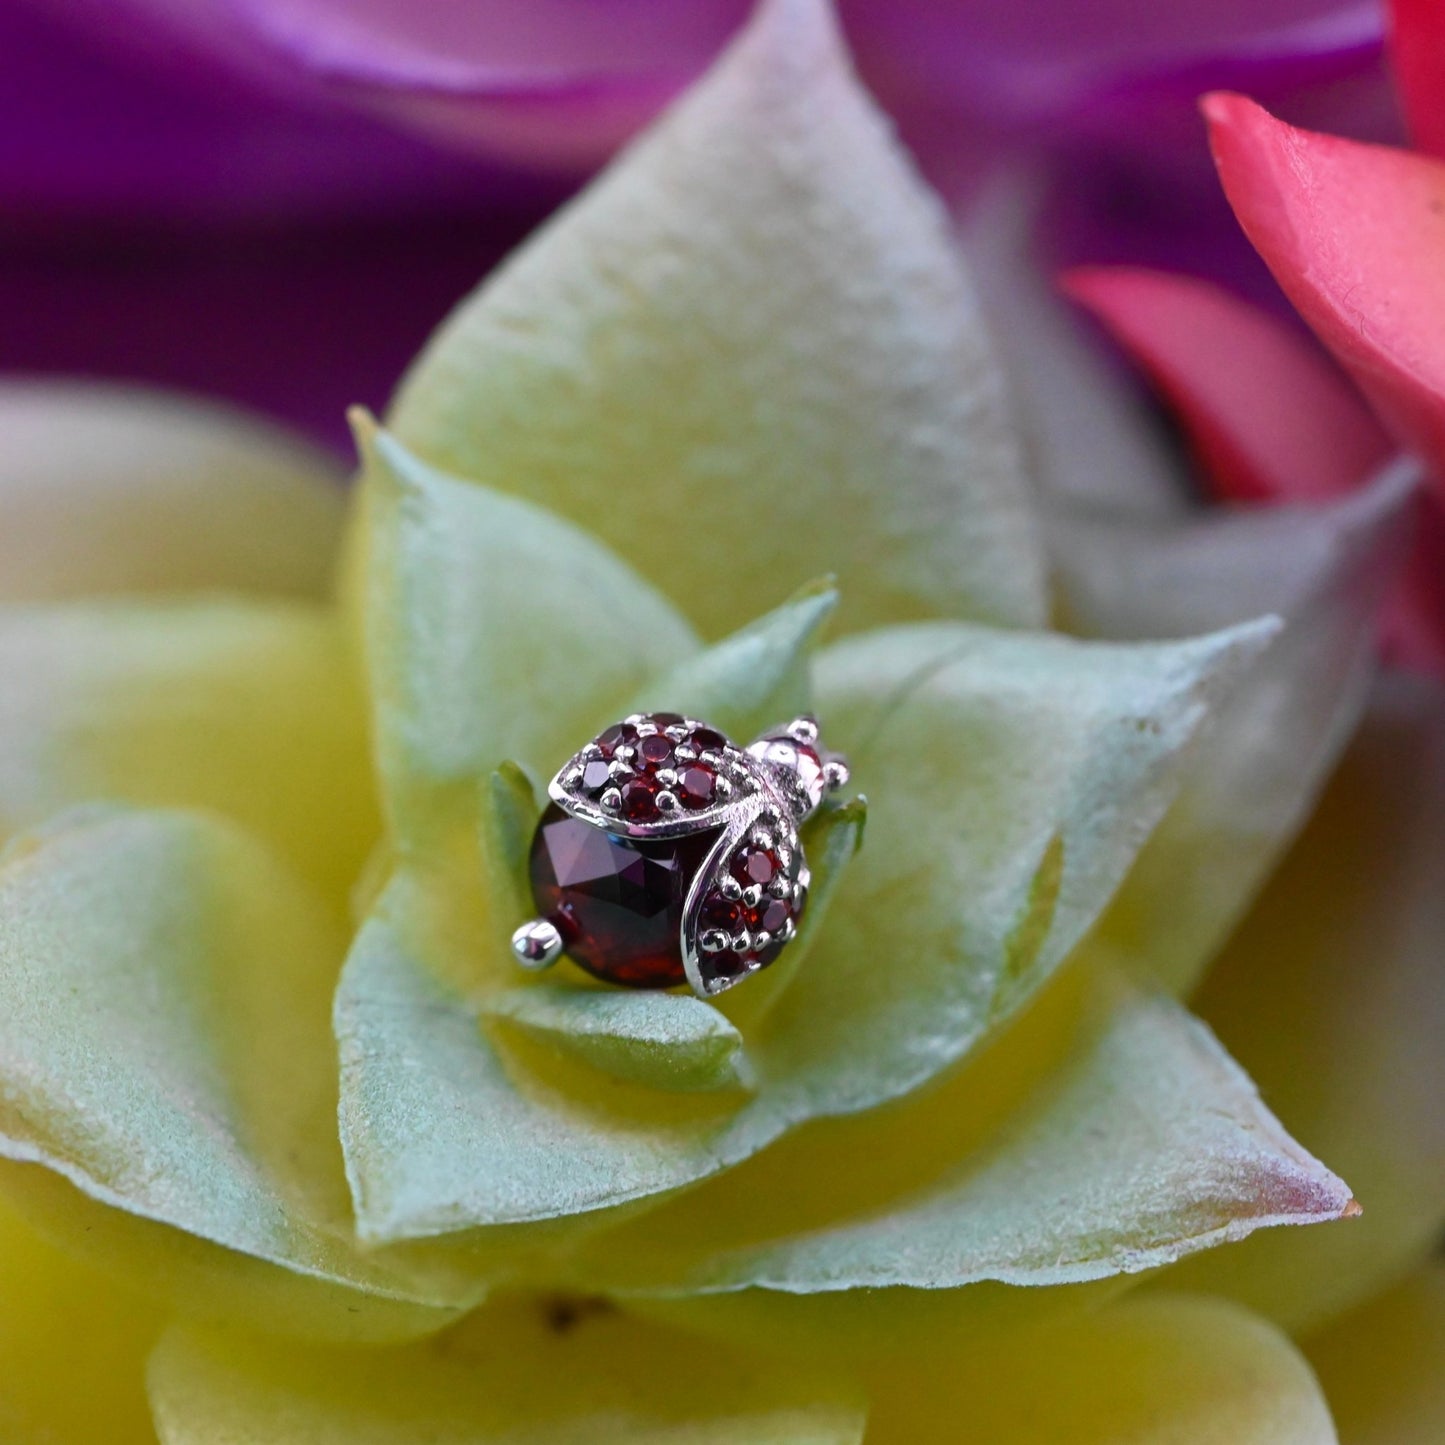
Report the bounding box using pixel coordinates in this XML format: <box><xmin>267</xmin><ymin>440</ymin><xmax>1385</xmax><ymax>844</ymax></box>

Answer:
<box><xmin>824</xmin><ymin>757</ymin><xmax>851</xmax><ymax>790</ymax></box>
<box><xmin>655</xmin><ymin>790</ymin><xmax>679</xmax><ymax>813</ymax></box>
<box><xmin>787</xmin><ymin>715</ymin><xmax>820</xmax><ymax>744</ymax></box>
<box><xmin>600</xmin><ymin>787</ymin><xmax>622</xmax><ymax>812</ymax></box>
<box><xmin>511</xmin><ymin>919</ymin><xmax>563</xmax><ymax>971</ymax></box>
<box><xmin>720</xmin><ymin>874</ymin><xmax>742</xmax><ymax>902</ymax></box>
<box><xmin>700</xmin><ymin>930</ymin><xmax>730</xmax><ymax>954</ymax></box>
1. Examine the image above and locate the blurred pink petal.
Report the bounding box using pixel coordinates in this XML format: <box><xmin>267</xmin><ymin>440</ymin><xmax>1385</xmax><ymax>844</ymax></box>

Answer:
<box><xmin>1207</xmin><ymin>92</ymin><xmax>1445</xmax><ymax>492</ymax></box>
<box><xmin>1063</xmin><ymin>263</ymin><xmax>1445</xmax><ymax>674</ymax></box>
<box><xmin>1389</xmin><ymin>0</ymin><xmax>1445</xmax><ymax>158</ymax></box>
<box><xmin>1054</xmin><ymin>267</ymin><xmax>1355</xmax><ymax>505</ymax></box>
<box><xmin>1061</xmin><ymin>266</ymin><xmax>1390</xmax><ymax>503</ymax></box>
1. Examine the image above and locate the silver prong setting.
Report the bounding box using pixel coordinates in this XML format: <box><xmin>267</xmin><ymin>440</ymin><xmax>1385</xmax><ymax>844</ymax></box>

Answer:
<box><xmin>511</xmin><ymin>918</ymin><xmax>564</xmax><ymax>971</ymax></box>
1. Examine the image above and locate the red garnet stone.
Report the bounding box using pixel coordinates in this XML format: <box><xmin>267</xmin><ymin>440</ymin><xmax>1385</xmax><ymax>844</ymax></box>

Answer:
<box><xmin>528</xmin><ymin>803</ymin><xmax>721</xmax><ymax>987</ymax></box>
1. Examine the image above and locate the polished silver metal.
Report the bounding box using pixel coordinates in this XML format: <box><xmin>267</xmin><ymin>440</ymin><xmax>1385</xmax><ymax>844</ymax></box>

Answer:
<box><xmin>516</xmin><ymin>712</ymin><xmax>848</xmax><ymax>998</ymax></box>
<box><xmin>511</xmin><ymin>917</ymin><xmax>564</xmax><ymax>971</ymax></box>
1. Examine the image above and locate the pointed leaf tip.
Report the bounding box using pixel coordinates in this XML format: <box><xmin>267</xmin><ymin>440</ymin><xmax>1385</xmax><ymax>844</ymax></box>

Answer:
<box><xmin>390</xmin><ymin>0</ymin><xmax>1045</xmax><ymax>636</ymax></box>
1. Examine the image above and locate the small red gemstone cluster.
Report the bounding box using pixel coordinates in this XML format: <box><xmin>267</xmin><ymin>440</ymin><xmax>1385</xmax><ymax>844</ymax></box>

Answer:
<box><xmin>697</xmin><ymin>838</ymin><xmax>806</xmax><ymax>984</ymax></box>
<box><xmin>581</xmin><ymin>713</ymin><xmax>731</xmax><ymax>823</ymax></box>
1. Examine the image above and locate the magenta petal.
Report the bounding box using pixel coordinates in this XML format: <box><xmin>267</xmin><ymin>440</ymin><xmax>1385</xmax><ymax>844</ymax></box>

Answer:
<box><xmin>226</xmin><ymin>0</ymin><xmax>751</xmax><ymax>166</ymax></box>
<box><xmin>1064</xmin><ymin>262</ymin><xmax>1445</xmax><ymax>677</ymax></box>
<box><xmin>0</xmin><ymin>2</ymin><xmax>529</xmax><ymax>224</ymax></box>
<box><xmin>849</xmin><ymin>0</ymin><xmax>1384</xmax><ymax>134</ymax></box>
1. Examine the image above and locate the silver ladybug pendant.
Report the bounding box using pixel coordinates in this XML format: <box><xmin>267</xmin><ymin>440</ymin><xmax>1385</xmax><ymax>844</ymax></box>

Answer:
<box><xmin>512</xmin><ymin>713</ymin><xmax>849</xmax><ymax>997</ymax></box>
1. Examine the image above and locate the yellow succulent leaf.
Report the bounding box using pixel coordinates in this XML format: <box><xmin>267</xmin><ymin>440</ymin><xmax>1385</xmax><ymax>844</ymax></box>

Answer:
<box><xmin>0</xmin><ymin>806</ymin><xmax>476</xmax><ymax>1342</ymax></box>
<box><xmin>0</xmin><ymin>1192</ymin><xmax>160</xmax><ymax>1443</ymax></box>
<box><xmin>863</xmin><ymin>1293</ymin><xmax>1336</xmax><ymax>1443</ymax></box>
<box><xmin>147</xmin><ymin>1295</ymin><xmax>865</xmax><ymax>1444</ymax></box>
<box><xmin>1166</xmin><ymin>674</ymin><xmax>1445</xmax><ymax>1331</ymax></box>
<box><xmin>0</xmin><ymin>598</ymin><xmax>377</xmax><ymax>900</ymax></box>
<box><xmin>1307</xmin><ymin>1260</ymin><xmax>1445</xmax><ymax>1445</ymax></box>
<box><xmin>0</xmin><ymin>381</ymin><xmax>344</xmax><ymax>602</ymax></box>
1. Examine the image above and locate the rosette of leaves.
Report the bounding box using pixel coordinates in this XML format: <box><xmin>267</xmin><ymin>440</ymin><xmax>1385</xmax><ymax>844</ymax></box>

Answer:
<box><xmin>0</xmin><ymin>2</ymin><xmax>1441</xmax><ymax>1441</ymax></box>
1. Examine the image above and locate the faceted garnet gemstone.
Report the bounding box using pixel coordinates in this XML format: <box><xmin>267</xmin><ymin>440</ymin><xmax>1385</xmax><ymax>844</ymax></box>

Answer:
<box><xmin>732</xmin><ymin>846</ymin><xmax>779</xmax><ymax>889</ymax></box>
<box><xmin>676</xmin><ymin>764</ymin><xmax>717</xmax><ymax>810</ymax></box>
<box><xmin>636</xmin><ymin>733</ymin><xmax>675</xmax><ymax>769</ymax></box>
<box><xmin>689</xmin><ymin>726</ymin><xmax>728</xmax><ymax>755</ymax></box>
<box><xmin>529</xmin><ymin>803</ymin><xmax>721</xmax><ymax>987</ymax></box>
<box><xmin>595</xmin><ymin>722</ymin><xmax>639</xmax><ymax>759</ymax></box>
<box><xmin>619</xmin><ymin>775</ymin><xmax>660</xmax><ymax>822</ymax></box>
<box><xmin>580</xmin><ymin>758</ymin><xmax>613</xmax><ymax>794</ymax></box>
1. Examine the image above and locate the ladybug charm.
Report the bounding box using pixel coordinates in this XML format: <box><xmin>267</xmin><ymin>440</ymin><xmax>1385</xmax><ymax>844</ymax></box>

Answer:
<box><xmin>512</xmin><ymin>713</ymin><xmax>849</xmax><ymax>996</ymax></box>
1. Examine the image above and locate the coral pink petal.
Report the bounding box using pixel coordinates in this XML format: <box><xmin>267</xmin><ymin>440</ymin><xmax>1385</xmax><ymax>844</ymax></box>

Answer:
<box><xmin>1389</xmin><ymin>0</ymin><xmax>1445</xmax><ymax>158</ymax></box>
<box><xmin>1206</xmin><ymin>91</ymin><xmax>1445</xmax><ymax>494</ymax></box>
<box><xmin>1064</xmin><ymin>263</ymin><xmax>1444</xmax><ymax>674</ymax></box>
<box><xmin>1061</xmin><ymin>265</ymin><xmax>1392</xmax><ymax>504</ymax></box>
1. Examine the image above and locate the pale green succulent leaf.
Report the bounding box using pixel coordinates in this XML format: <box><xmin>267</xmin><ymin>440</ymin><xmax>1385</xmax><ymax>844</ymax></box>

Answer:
<box><xmin>147</xmin><ymin>1299</ymin><xmax>866</xmax><ymax>1445</ymax></box>
<box><xmin>0</xmin><ymin>806</ymin><xmax>476</xmax><ymax>1339</ymax></box>
<box><xmin>483</xmin><ymin>987</ymin><xmax>754</xmax><ymax>1095</ymax></box>
<box><xmin>356</xmin><ymin>421</ymin><xmax>698</xmax><ymax>846</ymax></box>
<box><xmin>751</xmin><ymin>615</ymin><xmax>1280</xmax><ymax>1117</ymax></box>
<box><xmin>564</xmin><ymin>980</ymin><xmax>1353</xmax><ymax>1298</ymax></box>
<box><xmin>388</xmin><ymin>0</ymin><xmax>1046</xmax><ymax>638</ymax></box>
<box><xmin>1052</xmin><ymin>460</ymin><xmax>1413</xmax><ymax>992</ymax></box>
<box><xmin>338</xmin><ymin>618</ymin><xmax>1278</xmax><ymax>1241</ymax></box>
<box><xmin>337</xmin><ymin>865</ymin><xmax>793</xmax><ymax>1240</ymax></box>
<box><xmin>623</xmin><ymin>577</ymin><xmax>836</xmax><ymax>743</ymax></box>
<box><xmin>477</xmin><ymin>761</ymin><xmax>540</xmax><ymax>934</ymax></box>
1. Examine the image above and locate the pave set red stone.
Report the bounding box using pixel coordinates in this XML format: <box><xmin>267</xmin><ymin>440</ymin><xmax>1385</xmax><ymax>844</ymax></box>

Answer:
<box><xmin>513</xmin><ymin>712</ymin><xmax>847</xmax><ymax>997</ymax></box>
